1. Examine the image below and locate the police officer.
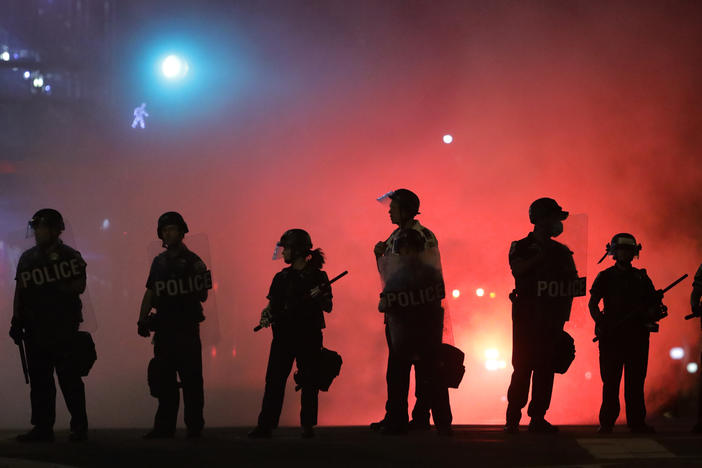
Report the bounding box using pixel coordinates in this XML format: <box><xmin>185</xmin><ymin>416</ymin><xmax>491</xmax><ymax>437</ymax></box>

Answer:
<box><xmin>9</xmin><ymin>209</ymin><xmax>88</xmax><ymax>442</ymax></box>
<box><xmin>249</xmin><ymin>229</ymin><xmax>332</xmax><ymax>439</ymax></box>
<box><xmin>505</xmin><ymin>198</ymin><xmax>578</xmax><ymax>433</ymax></box>
<box><xmin>589</xmin><ymin>233</ymin><xmax>659</xmax><ymax>434</ymax></box>
<box><xmin>372</xmin><ymin>189</ymin><xmax>442</xmax><ymax>432</ymax></box>
<box><xmin>690</xmin><ymin>263</ymin><xmax>702</xmax><ymax>433</ymax></box>
<box><xmin>138</xmin><ymin>212</ymin><xmax>210</xmax><ymax>439</ymax></box>
<box><xmin>379</xmin><ymin>229</ymin><xmax>452</xmax><ymax>435</ymax></box>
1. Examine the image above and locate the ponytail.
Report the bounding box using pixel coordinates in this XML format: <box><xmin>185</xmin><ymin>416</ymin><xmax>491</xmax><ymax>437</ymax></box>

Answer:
<box><xmin>307</xmin><ymin>248</ymin><xmax>326</xmax><ymax>270</ymax></box>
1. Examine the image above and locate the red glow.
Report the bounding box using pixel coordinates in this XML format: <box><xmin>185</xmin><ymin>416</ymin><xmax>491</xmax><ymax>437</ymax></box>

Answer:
<box><xmin>0</xmin><ymin>161</ymin><xmax>16</xmax><ymax>174</ymax></box>
<box><xmin>2</xmin><ymin>1</ymin><xmax>701</xmax><ymax>430</ymax></box>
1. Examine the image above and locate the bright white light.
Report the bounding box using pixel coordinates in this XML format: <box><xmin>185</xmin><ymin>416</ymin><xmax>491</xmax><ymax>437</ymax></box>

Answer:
<box><xmin>486</xmin><ymin>359</ymin><xmax>506</xmax><ymax>371</ymax></box>
<box><xmin>452</xmin><ymin>289</ymin><xmax>460</xmax><ymax>298</ymax></box>
<box><xmin>161</xmin><ymin>55</ymin><xmax>188</xmax><ymax>79</ymax></box>
<box><xmin>101</xmin><ymin>219</ymin><xmax>110</xmax><ymax>230</ymax></box>
<box><xmin>669</xmin><ymin>347</ymin><xmax>685</xmax><ymax>360</ymax></box>
<box><xmin>476</xmin><ymin>288</ymin><xmax>485</xmax><ymax>297</ymax></box>
<box><xmin>0</xmin><ymin>51</ymin><xmax>9</xmax><ymax>61</ymax></box>
<box><xmin>442</xmin><ymin>134</ymin><xmax>453</xmax><ymax>144</ymax></box>
<box><xmin>32</xmin><ymin>76</ymin><xmax>44</xmax><ymax>88</ymax></box>
<box><xmin>585</xmin><ymin>371</ymin><xmax>592</xmax><ymax>380</ymax></box>
<box><xmin>23</xmin><ymin>70</ymin><xmax>30</xmax><ymax>79</ymax></box>
<box><xmin>485</xmin><ymin>348</ymin><xmax>499</xmax><ymax>360</ymax></box>
<box><xmin>687</xmin><ymin>362</ymin><xmax>699</xmax><ymax>374</ymax></box>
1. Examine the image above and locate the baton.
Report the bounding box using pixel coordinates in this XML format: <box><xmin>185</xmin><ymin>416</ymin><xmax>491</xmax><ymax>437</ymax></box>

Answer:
<box><xmin>18</xmin><ymin>339</ymin><xmax>29</xmax><ymax>384</ymax></box>
<box><xmin>594</xmin><ymin>273</ymin><xmax>688</xmax><ymax>342</ymax></box>
<box><xmin>254</xmin><ymin>270</ymin><xmax>349</xmax><ymax>332</ymax></box>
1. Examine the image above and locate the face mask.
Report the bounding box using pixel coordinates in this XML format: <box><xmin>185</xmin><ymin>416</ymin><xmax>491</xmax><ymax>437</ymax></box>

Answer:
<box><xmin>549</xmin><ymin>221</ymin><xmax>564</xmax><ymax>238</ymax></box>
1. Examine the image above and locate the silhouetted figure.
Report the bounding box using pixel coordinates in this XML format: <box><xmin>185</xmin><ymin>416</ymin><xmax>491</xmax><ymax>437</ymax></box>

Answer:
<box><xmin>505</xmin><ymin>198</ymin><xmax>578</xmax><ymax>433</ymax></box>
<box><xmin>138</xmin><ymin>212</ymin><xmax>210</xmax><ymax>439</ymax></box>
<box><xmin>372</xmin><ymin>188</ymin><xmax>444</xmax><ymax>432</ymax></box>
<box><xmin>378</xmin><ymin>229</ymin><xmax>452</xmax><ymax>436</ymax></box>
<box><xmin>589</xmin><ymin>233</ymin><xmax>659</xmax><ymax>434</ymax></box>
<box><xmin>689</xmin><ymin>264</ymin><xmax>702</xmax><ymax>433</ymax></box>
<box><xmin>249</xmin><ymin>229</ymin><xmax>333</xmax><ymax>439</ymax></box>
<box><xmin>9</xmin><ymin>209</ymin><xmax>88</xmax><ymax>442</ymax></box>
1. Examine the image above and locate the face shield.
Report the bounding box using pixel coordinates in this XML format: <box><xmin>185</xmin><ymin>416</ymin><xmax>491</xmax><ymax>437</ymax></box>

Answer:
<box><xmin>25</xmin><ymin>220</ymin><xmax>36</xmax><ymax>239</ymax></box>
<box><xmin>272</xmin><ymin>242</ymin><xmax>285</xmax><ymax>261</ymax></box>
<box><xmin>376</xmin><ymin>190</ymin><xmax>394</xmax><ymax>206</ymax></box>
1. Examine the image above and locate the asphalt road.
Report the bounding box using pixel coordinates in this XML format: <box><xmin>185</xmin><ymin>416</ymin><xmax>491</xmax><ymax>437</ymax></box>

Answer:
<box><xmin>1</xmin><ymin>423</ymin><xmax>701</xmax><ymax>467</ymax></box>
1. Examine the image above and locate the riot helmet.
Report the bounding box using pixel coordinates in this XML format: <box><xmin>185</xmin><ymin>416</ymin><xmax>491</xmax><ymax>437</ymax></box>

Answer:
<box><xmin>528</xmin><ymin>198</ymin><xmax>569</xmax><ymax>225</ymax></box>
<box><xmin>273</xmin><ymin>229</ymin><xmax>313</xmax><ymax>261</ymax></box>
<box><xmin>597</xmin><ymin>233</ymin><xmax>642</xmax><ymax>264</ymax></box>
<box><xmin>157</xmin><ymin>211</ymin><xmax>189</xmax><ymax>239</ymax></box>
<box><xmin>29</xmin><ymin>208</ymin><xmax>65</xmax><ymax>231</ymax></box>
<box><xmin>377</xmin><ymin>188</ymin><xmax>420</xmax><ymax>217</ymax></box>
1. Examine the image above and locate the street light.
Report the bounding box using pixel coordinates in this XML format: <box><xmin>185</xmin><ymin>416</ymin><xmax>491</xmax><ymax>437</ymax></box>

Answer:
<box><xmin>161</xmin><ymin>54</ymin><xmax>189</xmax><ymax>80</ymax></box>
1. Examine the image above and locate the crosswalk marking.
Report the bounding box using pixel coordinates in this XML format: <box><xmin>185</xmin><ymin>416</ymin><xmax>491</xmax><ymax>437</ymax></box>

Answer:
<box><xmin>577</xmin><ymin>438</ymin><xmax>675</xmax><ymax>459</ymax></box>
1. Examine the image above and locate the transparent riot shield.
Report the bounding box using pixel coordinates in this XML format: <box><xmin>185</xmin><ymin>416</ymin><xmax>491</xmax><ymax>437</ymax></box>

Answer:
<box><xmin>558</xmin><ymin>213</ymin><xmax>589</xmax><ymax>324</ymax></box>
<box><xmin>560</xmin><ymin>213</ymin><xmax>588</xmax><ymax>281</ymax></box>
<box><xmin>2</xmin><ymin>220</ymin><xmax>97</xmax><ymax>332</ymax></box>
<box><xmin>147</xmin><ymin>232</ymin><xmax>221</xmax><ymax>348</ymax></box>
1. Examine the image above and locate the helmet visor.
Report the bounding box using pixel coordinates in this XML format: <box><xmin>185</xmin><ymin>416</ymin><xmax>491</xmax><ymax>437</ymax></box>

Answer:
<box><xmin>272</xmin><ymin>243</ymin><xmax>284</xmax><ymax>261</ymax></box>
<box><xmin>376</xmin><ymin>190</ymin><xmax>394</xmax><ymax>206</ymax></box>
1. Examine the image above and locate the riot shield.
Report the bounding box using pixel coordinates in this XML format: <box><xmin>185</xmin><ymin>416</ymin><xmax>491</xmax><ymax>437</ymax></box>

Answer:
<box><xmin>147</xmin><ymin>232</ymin><xmax>221</xmax><ymax>347</ymax></box>
<box><xmin>558</xmin><ymin>213</ymin><xmax>589</xmax><ymax>323</ymax></box>
<box><xmin>378</xmin><ymin>250</ymin><xmax>448</xmax><ymax>351</ymax></box>
<box><xmin>559</xmin><ymin>213</ymin><xmax>588</xmax><ymax>281</ymax></box>
<box><xmin>2</xmin><ymin>220</ymin><xmax>97</xmax><ymax>333</ymax></box>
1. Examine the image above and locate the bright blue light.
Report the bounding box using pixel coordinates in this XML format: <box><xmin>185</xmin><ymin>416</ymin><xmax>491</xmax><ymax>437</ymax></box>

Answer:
<box><xmin>161</xmin><ymin>54</ymin><xmax>189</xmax><ymax>79</ymax></box>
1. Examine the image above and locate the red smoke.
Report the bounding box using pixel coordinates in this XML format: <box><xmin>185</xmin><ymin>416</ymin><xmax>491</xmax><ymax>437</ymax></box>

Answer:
<box><xmin>1</xmin><ymin>0</ymin><xmax>701</xmax><ymax>428</ymax></box>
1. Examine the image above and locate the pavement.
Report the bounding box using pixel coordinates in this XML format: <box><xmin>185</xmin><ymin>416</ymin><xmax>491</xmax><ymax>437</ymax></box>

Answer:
<box><xmin>0</xmin><ymin>423</ymin><xmax>701</xmax><ymax>468</ymax></box>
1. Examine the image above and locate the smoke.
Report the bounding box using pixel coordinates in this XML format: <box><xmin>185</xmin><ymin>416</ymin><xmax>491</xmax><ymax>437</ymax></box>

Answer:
<box><xmin>1</xmin><ymin>0</ymin><xmax>701</xmax><ymax>428</ymax></box>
